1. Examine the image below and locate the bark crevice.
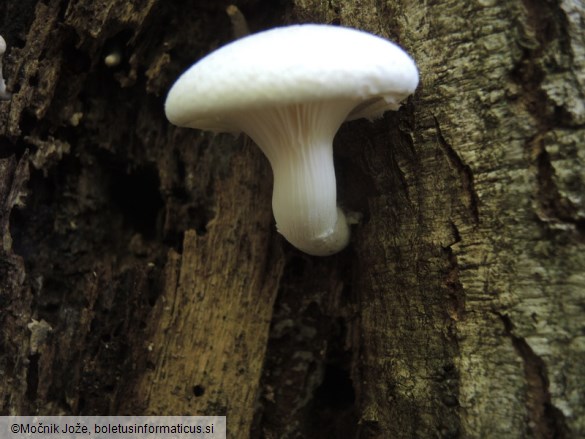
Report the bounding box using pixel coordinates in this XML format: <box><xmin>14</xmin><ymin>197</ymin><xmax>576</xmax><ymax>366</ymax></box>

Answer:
<box><xmin>498</xmin><ymin>312</ymin><xmax>570</xmax><ymax>439</ymax></box>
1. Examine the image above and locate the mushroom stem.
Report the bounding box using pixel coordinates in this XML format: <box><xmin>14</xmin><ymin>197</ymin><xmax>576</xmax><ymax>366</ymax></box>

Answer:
<box><xmin>271</xmin><ymin>140</ymin><xmax>350</xmax><ymax>256</ymax></box>
<box><xmin>230</xmin><ymin>101</ymin><xmax>356</xmax><ymax>256</ymax></box>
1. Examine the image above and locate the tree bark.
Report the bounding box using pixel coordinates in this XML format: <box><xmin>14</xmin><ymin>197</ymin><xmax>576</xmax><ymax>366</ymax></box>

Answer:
<box><xmin>1</xmin><ymin>0</ymin><xmax>583</xmax><ymax>438</ymax></box>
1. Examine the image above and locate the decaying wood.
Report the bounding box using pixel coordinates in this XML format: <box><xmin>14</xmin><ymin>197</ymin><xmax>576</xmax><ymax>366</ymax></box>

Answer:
<box><xmin>0</xmin><ymin>0</ymin><xmax>584</xmax><ymax>438</ymax></box>
<box><xmin>129</xmin><ymin>140</ymin><xmax>284</xmax><ymax>437</ymax></box>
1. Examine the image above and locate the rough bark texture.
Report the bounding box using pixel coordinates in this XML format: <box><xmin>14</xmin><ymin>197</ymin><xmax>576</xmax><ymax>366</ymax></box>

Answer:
<box><xmin>1</xmin><ymin>0</ymin><xmax>584</xmax><ymax>438</ymax></box>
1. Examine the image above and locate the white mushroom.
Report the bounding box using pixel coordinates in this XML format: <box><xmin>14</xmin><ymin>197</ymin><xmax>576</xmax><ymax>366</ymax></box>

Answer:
<box><xmin>0</xmin><ymin>35</ymin><xmax>12</xmax><ymax>100</ymax></box>
<box><xmin>226</xmin><ymin>5</ymin><xmax>250</xmax><ymax>38</ymax></box>
<box><xmin>104</xmin><ymin>50</ymin><xmax>122</xmax><ymax>67</ymax></box>
<box><xmin>165</xmin><ymin>24</ymin><xmax>419</xmax><ymax>256</ymax></box>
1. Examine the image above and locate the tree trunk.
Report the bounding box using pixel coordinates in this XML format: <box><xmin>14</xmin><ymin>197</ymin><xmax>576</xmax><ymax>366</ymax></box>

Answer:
<box><xmin>1</xmin><ymin>0</ymin><xmax>583</xmax><ymax>438</ymax></box>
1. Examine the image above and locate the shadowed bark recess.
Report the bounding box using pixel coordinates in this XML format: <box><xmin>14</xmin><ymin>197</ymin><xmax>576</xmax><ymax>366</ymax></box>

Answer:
<box><xmin>1</xmin><ymin>1</ymin><xmax>584</xmax><ymax>438</ymax></box>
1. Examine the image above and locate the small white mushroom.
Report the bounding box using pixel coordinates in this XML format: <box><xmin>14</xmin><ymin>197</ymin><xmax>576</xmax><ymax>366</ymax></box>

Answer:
<box><xmin>165</xmin><ymin>24</ymin><xmax>419</xmax><ymax>256</ymax></box>
<box><xmin>0</xmin><ymin>35</ymin><xmax>12</xmax><ymax>100</ymax></box>
<box><xmin>104</xmin><ymin>49</ymin><xmax>122</xmax><ymax>67</ymax></box>
<box><xmin>226</xmin><ymin>5</ymin><xmax>250</xmax><ymax>39</ymax></box>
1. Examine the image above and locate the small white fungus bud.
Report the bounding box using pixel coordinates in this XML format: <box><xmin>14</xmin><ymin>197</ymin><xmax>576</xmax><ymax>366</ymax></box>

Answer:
<box><xmin>0</xmin><ymin>35</ymin><xmax>12</xmax><ymax>100</ymax></box>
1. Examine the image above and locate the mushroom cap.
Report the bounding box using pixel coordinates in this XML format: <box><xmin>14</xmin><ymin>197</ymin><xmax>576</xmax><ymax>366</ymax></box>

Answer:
<box><xmin>165</xmin><ymin>24</ymin><xmax>419</xmax><ymax>131</ymax></box>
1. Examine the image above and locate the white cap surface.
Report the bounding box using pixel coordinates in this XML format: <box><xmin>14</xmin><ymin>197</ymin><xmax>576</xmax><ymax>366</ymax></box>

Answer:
<box><xmin>165</xmin><ymin>24</ymin><xmax>419</xmax><ymax>131</ymax></box>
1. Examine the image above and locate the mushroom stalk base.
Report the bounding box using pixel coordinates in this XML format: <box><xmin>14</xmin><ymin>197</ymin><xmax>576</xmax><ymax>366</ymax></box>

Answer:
<box><xmin>271</xmin><ymin>146</ymin><xmax>350</xmax><ymax>256</ymax></box>
<box><xmin>230</xmin><ymin>101</ymin><xmax>356</xmax><ymax>256</ymax></box>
